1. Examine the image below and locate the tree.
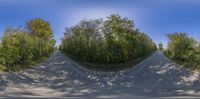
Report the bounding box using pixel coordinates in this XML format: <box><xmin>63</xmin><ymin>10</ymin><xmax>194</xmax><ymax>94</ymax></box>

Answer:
<box><xmin>158</xmin><ymin>43</ymin><xmax>163</xmax><ymax>51</ymax></box>
<box><xmin>26</xmin><ymin>18</ymin><xmax>56</xmax><ymax>59</ymax></box>
<box><xmin>60</xmin><ymin>14</ymin><xmax>157</xmax><ymax>70</ymax></box>
<box><xmin>104</xmin><ymin>14</ymin><xmax>135</xmax><ymax>62</ymax></box>
<box><xmin>27</xmin><ymin>18</ymin><xmax>53</xmax><ymax>39</ymax></box>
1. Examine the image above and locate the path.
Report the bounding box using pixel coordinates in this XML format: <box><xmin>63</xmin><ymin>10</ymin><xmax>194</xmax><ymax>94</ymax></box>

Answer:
<box><xmin>0</xmin><ymin>51</ymin><xmax>200</xmax><ymax>98</ymax></box>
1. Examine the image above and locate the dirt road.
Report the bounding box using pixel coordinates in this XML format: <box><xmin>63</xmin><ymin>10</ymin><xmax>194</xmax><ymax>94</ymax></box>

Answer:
<box><xmin>0</xmin><ymin>51</ymin><xmax>199</xmax><ymax>98</ymax></box>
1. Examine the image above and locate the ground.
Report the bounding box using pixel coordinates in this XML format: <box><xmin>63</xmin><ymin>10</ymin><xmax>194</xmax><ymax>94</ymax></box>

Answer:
<box><xmin>0</xmin><ymin>51</ymin><xmax>200</xmax><ymax>99</ymax></box>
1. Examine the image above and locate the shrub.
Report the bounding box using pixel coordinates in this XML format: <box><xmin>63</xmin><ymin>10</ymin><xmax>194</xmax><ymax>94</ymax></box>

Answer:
<box><xmin>1</xmin><ymin>30</ymin><xmax>33</xmax><ymax>68</ymax></box>
<box><xmin>163</xmin><ymin>49</ymin><xmax>174</xmax><ymax>58</ymax></box>
<box><xmin>164</xmin><ymin>32</ymin><xmax>200</xmax><ymax>70</ymax></box>
<box><xmin>0</xmin><ymin>18</ymin><xmax>55</xmax><ymax>71</ymax></box>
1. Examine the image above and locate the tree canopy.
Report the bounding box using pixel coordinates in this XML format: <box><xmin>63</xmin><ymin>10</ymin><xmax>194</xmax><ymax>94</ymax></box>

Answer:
<box><xmin>60</xmin><ymin>14</ymin><xmax>157</xmax><ymax>71</ymax></box>
<box><xmin>27</xmin><ymin>18</ymin><xmax>53</xmax><ymax>40</ymax></box>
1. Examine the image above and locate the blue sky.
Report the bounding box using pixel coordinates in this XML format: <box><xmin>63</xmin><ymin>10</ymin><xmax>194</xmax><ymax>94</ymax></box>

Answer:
<box><xmin>1</xmin><ymin>0</ymin><xmax>200</xmax><ymax>47</ymax></box>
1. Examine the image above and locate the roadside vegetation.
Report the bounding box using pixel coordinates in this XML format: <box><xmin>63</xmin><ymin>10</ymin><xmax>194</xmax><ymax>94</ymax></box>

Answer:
<box><xmin>60</xmin><ymin>14</ymin><xmax>157</xmax><ymax>71</ymax></box>
<box><xmin>163</xmin><ymin>32</ymin><xmax>200</xmax><ymax>70</ymax></box>
<box><xmin>0</xmin><ymin>18</ymin><xmax>56</xmax><ymax>71</ymax></box>
<box><xmin>158</xmin><ymin>43</ymin><xmax>163</xmax><ymax>51</ymax></box>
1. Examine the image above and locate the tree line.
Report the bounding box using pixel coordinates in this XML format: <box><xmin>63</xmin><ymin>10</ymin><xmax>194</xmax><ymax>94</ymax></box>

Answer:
<box><xmin>0</xmin><ymin>18</ymin><xmax>56</xmax><ymax>71</ymax></box>
<box><xmin>60</xmin><ymin>14</ymin><xmax>157</xmax><ymax>70</ymax></box>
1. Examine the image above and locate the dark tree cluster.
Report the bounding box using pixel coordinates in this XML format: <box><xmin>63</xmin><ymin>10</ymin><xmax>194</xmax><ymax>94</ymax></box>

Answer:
<box><xmin>60</xmin><ymin>14</ymin><xmax>157</xmax><ymax>71</ymax></box>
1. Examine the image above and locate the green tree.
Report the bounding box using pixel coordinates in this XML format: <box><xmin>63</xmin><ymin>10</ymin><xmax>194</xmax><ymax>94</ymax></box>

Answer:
<box><xmin>27</xmin><ymin>18</ymin><xmax>56</xmax><ymax>59</ymax></box>
<box><xmin>158</xmin><ymin>43</ymin><xmax>163</xmax><ymax>51</ymax></box>
<box><xmin>60</xmin><ymin>14</ymin><xmax>157</xmax><ymax>70</ymax></box>
<box><xmin>27</xmin><ymin>18</ymin><xmax>53</xmax><ymax>39</ymax></box>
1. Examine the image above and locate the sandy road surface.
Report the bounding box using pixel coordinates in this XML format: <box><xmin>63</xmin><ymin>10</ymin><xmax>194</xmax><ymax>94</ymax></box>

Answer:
<box><xmin>0</xmin><ymin>51</ymin><xmax>199</xmax><ymax>98</ymax></box>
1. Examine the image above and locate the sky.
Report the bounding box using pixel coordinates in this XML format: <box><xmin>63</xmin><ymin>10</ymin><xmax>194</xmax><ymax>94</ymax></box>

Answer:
<box><xmin>1</xmin><ymin>0</ymin><xmax>200</xmax><ymax>47</ymax></box>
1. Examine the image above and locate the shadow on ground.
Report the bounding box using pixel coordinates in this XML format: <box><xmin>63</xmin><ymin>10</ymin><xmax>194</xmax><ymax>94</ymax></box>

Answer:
<box><xmin>0</xmin><ymin>51</ymin><xmax>199</xmax><ymax>98</ymax></box>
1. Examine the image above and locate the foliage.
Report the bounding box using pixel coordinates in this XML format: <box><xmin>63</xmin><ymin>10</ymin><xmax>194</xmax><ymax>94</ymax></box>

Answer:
<box><xmin>0</xmin><ymin>18</ymin><xmax>55</xmax><ymax>71</ymax></box>
<box><xmin>158</xmin><ymin>43</ymin><xmax>163</xmax><ymax>51</ymax></box>
<box><xmin>27</xmin><ymin>18</ymin><xmax>53</xmax><ymax>39</ymax></box>
<box><xmin>164</xmin><ymin>32</ymin><xmax>200</xmax><ymax>70</ymax></box>
<box><xmin>0</xmin><ymin>29</ymin><xmax>33</xmax><ymax>68</ymax></box>
<box><xmin>60</xmin><ymin>14</ymin><xmax>157</xmax><ymax>70</ymax></box>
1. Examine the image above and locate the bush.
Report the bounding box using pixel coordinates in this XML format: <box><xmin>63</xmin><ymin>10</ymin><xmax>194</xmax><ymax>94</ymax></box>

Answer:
<box><xmin>0</xmin><ymin>18</ymin><xmax>55</xmax><ymax>71</ymax></box>
<box><xmin>163</xmin><ymin>49</ymin><xmax>174</xmax><ymax>58</ymax></box>
<box><xmin>0</xmin><ymin>30</ymin><xmax>33</xmax><ymax>68</ymax></box>
<box><xmin>164</xmin><ymin>32</ymin><xmax>200</xmax><ymax>70</ymax></box>
<box><xmin>60</xmin><ymin>14</ymin><xmax>157</xmax><ymax>71</ymax></box>
<box><xmin>31</xmin><ymin>37</ymin><xmax>55</xmax><ymax>61</ymax></box>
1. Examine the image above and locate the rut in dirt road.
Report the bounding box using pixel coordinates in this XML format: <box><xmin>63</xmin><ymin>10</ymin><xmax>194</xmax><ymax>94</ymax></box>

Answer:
<box><xmin>0</xmin><ymin>51</ymin><xmax>199</xmax><ymax>98</ymax></box>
